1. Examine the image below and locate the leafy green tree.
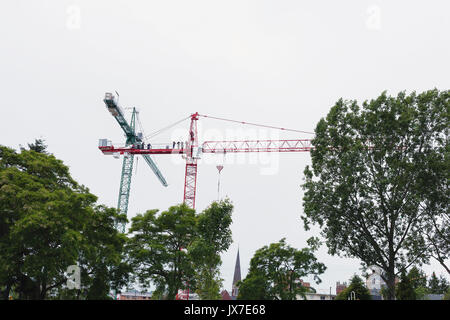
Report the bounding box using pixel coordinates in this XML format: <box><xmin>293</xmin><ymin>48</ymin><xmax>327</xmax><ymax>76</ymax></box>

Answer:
<box><xmin>438</xmin><ymin>275</ymin><xmax>450</xmax><ymax>293</ymax></box>
<box><xmin>424</xmin><ymin>225</ymin><xmax>450</xmax><ymax>276</ymax></box>
<box><xmin>416</xmin><ymin>103</ymin><xmax>449</xmax><ymax>275</ymax></box>
<box><xmin>302</xmin><ymin>90</ymin><xmax>449</xmax><ymax>300</ymax></box>
<box><xmin>427</xmin><ymin>272</ymin><xmax>440</xmax><ymax>294</ymax></box>
<box><xmin>127</xmin><ymin>204</ymin><xmax>197</xmax><ymax>300</ymax></box>
<box><xmin>237</xmin><ymin>238</ymin><xmax>326</xmax><ymax>300</ymax></box>
<box><xmin>127</xmin><ymin>200</ymin><xmax>234</xmax><ymax>300</ymax></box>
<box><xmin>396</xmin><ymin>271</ymin><xmax>416</xmax><ymax>300</ymax></box>
<box><xmin>407</xmin><ymin>267</ymin><xmax>427</xmax><ymax>288</ymax></box>
<box><xmin>26</xmin><ymin>139</ymin><xmax>48</xmax><ymax>154</ymax></box>
<box><xmin>0</xmin><ymin>144</ymin><xmax>93</xmax><ymax>299</ymax></box>
<box><xmin>443</xmin><ymin>288</ymin><xmax>450</xmax><ymax>300</ymax></box>
<box><xmin>414</xmin><ymin>286</ymin><xmax>430</xmax><ymax>300</ymax></box>
<box><xmin>407</xmin><ymin>266</ymin><xmax>428</xmax><ymax>299</ymax></box>
<box><xmin>237</xmin><ymin>274</ymin><xmax>270</xmax><ymax>300</ymax></box>
<box><xmin>336</xmin><ymin>275</ymin><xmax>371</xmax><ymax>300</ymax></box>
<box><xmin>190</xmin><ymin>199</ymin><xmax>233</xmax><ymax>300</ymax></box>
<box><xmin>72</xmin><ymin>205</ymin><xmax>130</xmax><ymax>299</ymax></box>
<box><xmin>428</xmin><ymin>272</ymin><xmax>449</xmax><ymax>294</ymax></box>
<box><xmin>0</xmin><ymin>143</ymin><xmax>130</xmax><ymax>300</ymax></box>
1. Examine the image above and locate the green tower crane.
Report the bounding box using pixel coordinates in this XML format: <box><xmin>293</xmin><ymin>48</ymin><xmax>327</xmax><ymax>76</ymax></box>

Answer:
<box><xmin>102</xmin><ymin>92</ymin><xmax>168</xmax><ymax>232</ymax></box>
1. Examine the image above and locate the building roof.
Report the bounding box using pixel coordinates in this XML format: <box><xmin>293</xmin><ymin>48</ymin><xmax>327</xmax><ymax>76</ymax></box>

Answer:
<box><xmin>221</xmin><ymin>290</ymin><xmax>232</xmax><ymax>300</ymax></box>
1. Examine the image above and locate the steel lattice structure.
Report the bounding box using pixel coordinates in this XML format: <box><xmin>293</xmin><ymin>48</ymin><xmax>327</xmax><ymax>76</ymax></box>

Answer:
<box><xmin>101</xmin><ymin>93</ymin><xmax>168</xmax><ymax>232</ymax></box>
<box><xmin>99</xmin><ymin>93</ymin><xmax>313</xmax><ymax>217</ymax></box>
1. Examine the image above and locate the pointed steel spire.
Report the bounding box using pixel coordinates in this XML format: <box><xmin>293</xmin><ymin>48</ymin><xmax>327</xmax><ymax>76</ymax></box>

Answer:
<box><xmin>231</xmin><ymin>248</ymin><xmax>241</xmax><ymax>298</ymax></box>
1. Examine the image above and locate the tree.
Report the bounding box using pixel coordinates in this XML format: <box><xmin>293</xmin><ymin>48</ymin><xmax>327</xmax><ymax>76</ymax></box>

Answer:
<box><xmin>407</xmin><ymin>266</ymin><xmax>427</xmax><ymax>289</ymax></box>
<box><xmin>443</xmin><ymin>288</ymin><xmax>450</xmax><ymax>300</ymax></box>
<box><xmin>127</xmin><ymin>200</ymin><xmax>235</xmax><ymax>300</ymax></box>
<box><xmin>237</xmin><ymin>274</ymin><xmax>270</xmax><ymax>300</ymax></box>
<box><xmin>396</xmin><ymin>271</ymin><xmax>416</xmax><ymax>300</ymax></box>
<box><xmin>438</xmin><ymin>275</ymin><xmax>450</xmax><ymax>293</ymax></box>
<box><xmin>302</xmin><ymin>90</ymin><xmax>449</xmax><ymax>300</ymax></box>
<box><xmin>407</xmin><ymin>266</ymin><xmax>428</xmax><ymax>299</ymax></box>
<box><xmin>0</xmin><ymin>144</ymin><xmax>93</xmax><ymax>299</ymax></box>
<box><xmin>27</xmin><ymin>139</ymin><xmax>48</xmax><ymax>154</ymax></box>
<box><xmin>0</xmin><ymin>143</ymin><xmax>130</xmax><ymax>299</ymax></box>
<box><xmin>416</xmin><ymin>105</ymin><xmax>449</xmax><ymax>275</ymax></box>
<box><xmin>190</xmin><ymin>199</ymin><xmax>233</xmax><ymax>300</ymax></box>
<box><xmin>428</xmin><ymin>272</ymin><xmax>440</xmax><ymax>294</ymax></box>
<box><xmin>428</xmin><ymin>272</ymin><xmax>449</xmax><ymax>294</ymax></box>
<box><xmin>70</xmin><ymin>205</ymin><xmax>130</xmax><ymax>299</ymax></box>
<box><xmin>335</xmin><ymin>275</ymin><xmax>371</xmax><ymax>300</ymax></box>
<box><xmin>127</xmin><ymin>204</ymin><xmax>197</xmax><ymax>300</ymax></box>
<box><xmin>237</xmin><ymin>238</ymin><xmax>326</xmax><ymax>300</ymax></box>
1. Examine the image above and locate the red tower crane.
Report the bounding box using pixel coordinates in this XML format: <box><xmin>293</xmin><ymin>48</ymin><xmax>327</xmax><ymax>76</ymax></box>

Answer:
<box><xmin>99</xmin><ymin>103</ymin><xmax>314</xmax><ymax>210</ymax></box>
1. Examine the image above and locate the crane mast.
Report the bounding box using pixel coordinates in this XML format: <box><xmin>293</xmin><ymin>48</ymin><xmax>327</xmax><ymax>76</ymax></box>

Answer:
<box><xmin>100</xmin><ymin>93</ymin><xmax>167</xmax><ymax>232</ymax></box>
<box><xmin>183</xmin><ymin>112</ymin><xmax>199</xmax><ymax>209</ymax></box>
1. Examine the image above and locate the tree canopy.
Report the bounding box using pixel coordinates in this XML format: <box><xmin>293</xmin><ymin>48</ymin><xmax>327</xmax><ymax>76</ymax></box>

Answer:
<box><xmin>395</xmin><ymin>271</ymin><xmax>416</xmax><ymax>300</ymax></box>
<box><xmin>190</xmin><ymin>199</ymin><xmax>233</xmax><ymax>300</ymax></box>
<box><xmin>336</xmin><ymin>275</ymin><xmax>371</xmax><ymax>300</ymax></box>
<box><xmin>0</xmin><ymin>143</ymin><xmax>128</xmax><ymax>300</ymax></box>
<box><xmin>237</xmin><ymin>238</ymin><xmax>326</xmax><ymax>300</ymax></box>
<box><xmin>302</xmin><ymin>89</ymin><xmax>449</xmax><ymax>299</ymax></box>
<box><xmin>127</xmin><ymin>200</ymin><xmax>234</xmax><ymax>300</ymax></box>
<box><xmin>428</xmin><ymin>272</ymin><xmax>449</xmax><ymax>295</ymax></box>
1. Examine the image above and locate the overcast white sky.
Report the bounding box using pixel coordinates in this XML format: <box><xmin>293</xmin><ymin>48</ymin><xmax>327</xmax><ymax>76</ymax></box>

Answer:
<box><xmin>1</xmin><ymin>0</ymin><xmax>449</xmax><ymax>295</ymax></box>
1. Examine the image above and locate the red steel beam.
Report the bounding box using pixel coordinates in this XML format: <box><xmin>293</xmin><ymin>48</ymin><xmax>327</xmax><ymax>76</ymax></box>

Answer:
<box><xmin>98</xmin><ymin>139</ymin><xmax>313</xmax><ymax>155</ymax></box>
<box><xmin>201</xmin><ymin>139</ymin><xmax>312</xmax><ymax>153</ymax></box>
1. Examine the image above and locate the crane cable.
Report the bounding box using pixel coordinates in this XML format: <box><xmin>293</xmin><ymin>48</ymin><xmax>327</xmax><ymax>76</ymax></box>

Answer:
<box><xmin>134</xmin><ymin>110</ymin><xmax>165</xmax><ymax>172</ymax></box>
<box><xmin>142</xmin><ymin>113</ymin><xmax>313</xmax><ymax>142</ymax></box>
<box><xmin>143</xmin><ymin>115</ymin><xmax>191</xmax><ymax>140</ymax></box>
<box><xmin>198</xmin><ymin>114</ymin><xmax>315</xmax><ymax>135</ymax></box>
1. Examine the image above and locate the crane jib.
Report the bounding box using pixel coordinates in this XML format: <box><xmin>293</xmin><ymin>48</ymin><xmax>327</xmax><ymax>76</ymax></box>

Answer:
<box><xmin>104</xmin><ymin>97</ymin><xmax>136</xmax><ymax>140</ymax></box>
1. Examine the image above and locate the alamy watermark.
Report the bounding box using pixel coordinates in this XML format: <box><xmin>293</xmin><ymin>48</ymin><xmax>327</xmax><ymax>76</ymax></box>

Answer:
<box><xmin>366</xmin><ymin>5</ymin><xmax>382</xmax><ymax>30</ymax></box>
<box><xmin>66</xmin><ymin>4</ymin><xmax>81</xmax><ymax>30</ymax></box>
<box><xmin>168</xmin><ymin>125</ymin><xmax>282</xmax><ymax>176</ymax></box>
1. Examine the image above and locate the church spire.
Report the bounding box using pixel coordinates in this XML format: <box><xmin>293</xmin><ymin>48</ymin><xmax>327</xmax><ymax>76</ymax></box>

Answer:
<box><xmin>231</xmin><ymin>248</ymin><xmax>241</xmax><ymax>298</ymax></box>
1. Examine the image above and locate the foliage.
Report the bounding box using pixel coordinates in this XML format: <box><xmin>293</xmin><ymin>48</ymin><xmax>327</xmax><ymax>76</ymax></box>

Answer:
<box><xmin>414</xmin><ymin>286</ymin><xmax>430</xmax><ymax>300</ymax></box>
<box><xmin>302</xmin><ymin>89</ymin><xmax>449</xmax><ymax>299</ymax></box>
<box><xmin>237</xmin><ymin>238</ymin><xmax>326</xmax><ymax>300</ymax></box>
<box><xmin>396</xmin><ymin>271</ymin><xmax>416</xmax><ymax>300</ymax></box>
<box><xmin>26</xmin><ymin>139</ymin><xmax>48</xmax><ymax>154</ymax></box>
<box><xmin>68</xmin><ymin>205</ymin><xmax>130</xmax><ymax>299</ymax></box>
<box><xmin>127</xmin><ymin>204</ymin><xmax>197</xmax><ymax>300</ymax></box>
<box><xmin>0</xmin><ymin>143</ymin><xmax>128</xmax><ymax>299</ymax></box>
<box><xmin>335</xmin><ymin>275</ymin><xmax>371</xmax><ymax>300</ymax></box>
<box><xmin>443</xmin><ymin>288</ymin><xmax>450</xmax><ymax>300</ymax></box>
<box><xmin>407</xmin><ymin>266</ymin><xmax>428</xmax><ymax>300</ymax></box>
<box><xmin>236</xmin><ymin>274</ymin><xmax>270</xmax><ymax>300</ymax></box>
<box><xmin>190</xmin><ymin>199</ymin><xmax>233</xmax><ymax>300</ymax></box>
<box><xmin>428</xmin><ymin>272</ymin><xmax>449</xmax><ymax>294</ymax></box>
<box><xmin>127</xmin><ymin>200</ymin><xmax>234</xmax><ymax>300</ymax></box>
<box><xmin>407</xmin><ymin>266</ymin><xmax>427</xmax><ymax>289</ymax></box>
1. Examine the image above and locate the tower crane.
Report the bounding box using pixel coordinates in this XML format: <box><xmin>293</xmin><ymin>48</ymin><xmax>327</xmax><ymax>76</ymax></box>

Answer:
<box><xmin>99</xmin><ymin>92</ymin><xmax>313</xmax><ymax>228</ymax></box>
<box><xmin>100</xmin><ymin>93</ymin><xmax>168</xmax><ymax>232</ymax></box>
